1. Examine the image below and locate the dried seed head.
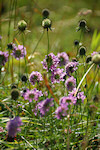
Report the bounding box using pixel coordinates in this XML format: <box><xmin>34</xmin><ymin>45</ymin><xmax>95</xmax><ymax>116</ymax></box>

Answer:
<box><xmin>79</xmin><ymin>20</ymin><xmax>86</xmax><ymax>28</ymax></box>
<box><xmin>42</xmin><ymin>9</ymin><xmax>50</xmax><ymax>18</ymax></box>
<box><xmin>92</xmin><ymin>53</ymin><xmax>100</xmax><ymax>64</ymax></box>
<box><xmin>86</xmin><ymin>56</ymin><xmax>92</xmax><ymax>63</ymax></box>
<box><xmin>18</xmin><ymin>20</ymin><xmax>27</xmax><ymax>32</ymax></box>
<box><xmin>42</xmin><ymin>18</ymin><xmax>52</xmax><ymax>30</ymax></box>
<box><xmin>11</xmin><ymin>89</ymin><xmax>20</xmax><ymax>100</ymax></box>
<box><xmin>11</xmin><ymin>83</ymin><xmax>17</xmax><ymax>89</ymax></box>
<box><xmin>74</xmin><ymin>40</ymin><xmax>79</xmax><ymax>46</ymax></box>
<box><xmin>79</xmin><ymin>46</ymin><xmax>86</xmax><ymax>56</ymax></box>
<box><xmin>21</xmin><ymin>74</ymin><xmax>28</xmax><ymax>82</ymax></box>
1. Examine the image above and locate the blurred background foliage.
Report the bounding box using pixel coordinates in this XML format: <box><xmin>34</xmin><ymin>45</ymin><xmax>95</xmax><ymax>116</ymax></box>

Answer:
<box><xmin>0</xmin><ymin>0</ymin><xmax>100</xmax><ymax>65</ymax></box>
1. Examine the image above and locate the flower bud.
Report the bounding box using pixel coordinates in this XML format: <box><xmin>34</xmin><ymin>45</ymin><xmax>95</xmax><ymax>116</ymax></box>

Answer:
<box><xmin>42</xmin><ymin>18</ymin><xmax>52</xmax><ymax>30</ymax></box>
<box><xmin>92</xmin><ymin>53</ymin><xmax>100</xmax><ymax>64</ymax></box>
<box><xmin>11</xmin><ymin>89</ymin><xmax>20</xmax><ymax>100</ymax></box>
<box><xmin>18</xmin><ymin>20</ymin><xmax>27</xmax><ymax>32</ymax></box>
<box><xmin>42</xmin><ymin>9</ymin><xmax>50</xmax><ymax>18</ymax></box>
<box><xmin>79</xmin><ymin>46</ymin><xmax>86</xmax><ymax>56</ymax></box>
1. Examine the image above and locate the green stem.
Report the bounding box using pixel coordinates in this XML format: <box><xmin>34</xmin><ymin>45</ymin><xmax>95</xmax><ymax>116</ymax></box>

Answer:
<box><xmin>32</xmin><ymin>30</ymin><xmax>45</xmax><ymax>54</ymax></box>
<box><xmin>47</xmin><ymin>29</ymin><xmax>49</xmax><ymax>55</ymax></box>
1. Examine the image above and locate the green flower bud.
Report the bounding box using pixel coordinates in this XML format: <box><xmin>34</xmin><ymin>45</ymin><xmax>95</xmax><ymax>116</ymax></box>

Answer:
<box><xmin>79</xmin><ymin>46</ymin><xmax>86</xmax><ymax>56</ymax></box>
<box><xmin>42</xmin><ymin>18</ymin><xmax>52</xmax><ymax>30</ymax></box>
<box><xmin>92</xmin><ymin>54</ymin><xmax>100</xmax><ymax>64</ymax></box>
<box><xmin>18</xmin><ymin>20</ymin><xmax>27</xmax><ymax>32</ymax></box>
<box><xmin>11</xmin><ymin>89</ymin><xmax>20</xmax><ymax>100</ymax></box>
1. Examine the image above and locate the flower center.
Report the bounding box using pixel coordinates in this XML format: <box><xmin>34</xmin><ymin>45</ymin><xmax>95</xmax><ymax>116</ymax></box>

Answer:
<box><xmin>55</xmin><ymin>74</ymin><xmax>59</xmax><ymax>79</ymax></box>
<box><xmin>15</xmin><ymin>50</ymin><xmax>21</xmax><ymax>57</ymax></box>
<box><xmin>29</xmin><ymin>94</ymin><xmax>34</xmax><ymax>99</ymax></box>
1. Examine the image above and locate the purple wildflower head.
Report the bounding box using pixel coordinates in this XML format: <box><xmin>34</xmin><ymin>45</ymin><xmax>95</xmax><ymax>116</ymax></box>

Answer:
<box><xmin>65</xmin><ymin>76</ymin><xmax>76</xmax><ymax>91</ymax></box>
<box><xmin>11</xmin><ymin>45</ymin><xmax>26</xmax><ymax>60</ymax></box>
<box><xmin>51</xmin><ymin>68</ymin><xmax>65</xmax><ymax>84</ymax></box>
<box><xmin>59</xmin><ymin>95</ymin><xmax>77</xmax><ymax>105</ymax></box>
<box><xmin>37</xmin><ymin>98</ymin><xmax>54</xmax><ymax>116</ymax></box>
<box><xmin>57</xmin><ymin>52</ymin><xmax>69</xmax><ymax>66</ymax></box>
<box><xmin>55</xmin><ymin>104</ymin><xmax>68</xmax><ymax>119</ymax></box>
<box><xmin>91</xmin><ymin>51</ymin><xmax>98</xmax><ymax>56</ymax></box>
<box><xmin>0</xmin><ymin>51</ymin><xmax>9</xmax><ymax>66</ymax></box>
<box><xmin>6</xmin><ymin>116</ymin><xmax>23</xmax><ymax>138</ymax></box>
<box><xmin>23</xmin><ymin>88</ymin><xmax>43</xmax><ymax>102</ymax></box>
<box><xmin>68</xmin><ymin>88</ymin><xmax>86</xmax><ymax>104</ymax></box>
<box><xmin>29</xmin><ymin>71</ymin><xmax>43</xmax><ymax>86</ymax></box>
<box><xmin>41</xmin><ymin>53</ymin><xmax>59</xmax><ymax>72</ymax></box>
<box><xmin>77</xmin><ymin>91</ymin><xmax>86</xmax><ymax>104</ymax></box>
<box><xmin>65</xmin><ymin>62</ymin><xmax>78</xmax><ymax>76</ymax></box>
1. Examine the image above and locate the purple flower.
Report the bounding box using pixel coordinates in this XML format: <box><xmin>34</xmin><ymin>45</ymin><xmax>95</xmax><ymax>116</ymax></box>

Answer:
<box><xmin>91</xmin><ymin>51</ymin><xmax>98</xmax><ymax>56</ymax></box>
<box><xmin>55</xmin><ymin>104</ymin><xmax>68</xmax><ymax>119</ymax></box>
<box><xmin>11</xmin><ymin>45</ymin><xmax>26</xmax><ymax>60</ymax></box>
<box><xmin>37</xmin><ymin>98</ymin><xmax>54</xmax><ymax>116</ymax></box>
<box><xmin>57</xmin><ymin>52</ymin><xmax>69</xmax><ymax>66</ymax></box>
<box><xmin>6</xmin><ymin>117</ymin><xmax>23</xmax><ymax>138</ymax></box>
<box><xmin>65</xmin><ymin>62</ymin><xmax>78</xmax><ymax>76</ymax></box>
<box><xmin>65</xmin><ymin>76</ymin><xmax>76</xmax><ymax>91</ymax></box>
<box><xmin>59</xmin><ymin>95</ymin><xmax>77</xmax><ymax>105</ymax></box>
<box><xmin>41</xmin><ymin>53</ymin><xmax>59</xmax><ymax>72</ymax></box>
<box><xmin>0</xmin><ymin>51</ymin><xmax>9</xmax><ymax>66</ymax></box>
<box><xmin>23</xmin><ymin>88</ymin><xmax>43</xmax><ymax>102</ymax></box>
<box><xmin>29</xmin><ymin>71</ymin><xmax>43</xmax><ymax>86</ymax></box>
<box><xmin>68</xmin><ymin>88</ymin><xmax>86</xmax><ymax>104</ymax></box>
<box><xmin>77</xmin><ymin>92</ymin><xmax>86</xmax><ymax>103</ymax></box>
<box><xmin>51</xmin><ymin>68</ymin><xmax>65</xmax><ymax>83</ymax></box>
<box><xmin>0</xmin><ymin>127</ymin><xmax>4</xmax><ymax>133</ymax></box>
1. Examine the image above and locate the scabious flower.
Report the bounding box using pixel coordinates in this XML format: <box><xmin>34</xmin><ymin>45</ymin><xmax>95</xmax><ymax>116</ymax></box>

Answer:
<box><xmin>41</xmin><ymin>53</ymin><xmax>59</xmax><ymax>72</ymax></box>
<box><xmin>59</xmin><ymin>95</ymin><xmax>77</xmax><ymax>105</ymax></box>
<box><xmin>55</xmin><ymin>104</ymin><xmax>68</xmax><ymax>119</ymax></box>
<box><xmin>29</xmin><ymin>71</ymin><xmax>43</xmax><ymax>86</ymax></box>
<box><xmin>37</xmin><ymin>98</ymin><xmax>54</xmax><ymax>116</ymax></box>
<box><xmin>6</xmin><ymin>117</ymin><xmax>23</xmax><ymax>139</ymax></box>
<box><xmin>77</xmin><ymin>91</ymin><xmax>86</xmax><ymax>104</ymax></box>
<box><xmin>0</xmin><ymin>51</ymin><xmax>9</xmax><ymax>66</ymax></box>
<box><xmin>68</xmin><ymin>88</ymin><xmax>86</xmax><ymax>104</ymax></box>
<box><xmin>11</xmin><ymin>45</ymin><xmax>26</xmax><ymax>60</ymax></box>
<box><xmin>57</xmin><ymin>52</ymin><xmax>69</xmax><ymax>66</ymax></box>
<box><xmin>65</xmin><ymin>76</ymin><xmax>76</xmax><ymax>91</ymax></box>
<box><xmin>23</xmin><ymin>88</ymin><xmax>43</xmax><ymax>102</ymax></box>
<box><xmin>51</xmin><ymin>68</ymin><xmax>65</xmax><ymax>84</ymax></box>
<box><xmin>65</xmin><ymin>61</ymin><xmax>78</xmax><ymax>76</ymax></box>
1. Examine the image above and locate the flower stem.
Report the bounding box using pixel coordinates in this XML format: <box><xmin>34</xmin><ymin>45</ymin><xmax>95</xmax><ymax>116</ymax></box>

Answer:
<box><xmin>47</xmin><ymin>29</ymin><xmax>49</xmax><ymax>55</ymax></box>
<box><xmin>32</xmin><ymin>30</ymin><xmax>45</xmax><ymax>54</ymax></box>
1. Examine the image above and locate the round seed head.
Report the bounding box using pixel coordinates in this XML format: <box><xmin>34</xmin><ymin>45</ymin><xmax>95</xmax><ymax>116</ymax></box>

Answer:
<box><xmin>74</xmin><ymin>40</ymin><xmax>79</xmax><ymax>46</ymax></box>
<box><xmin>18</xmin><ymin>20</ymin><xmax>27</xmax><ymax>32</ymax></box>
<box><xmin>42</xmin><ymin>9</ymin><xmax>50</xmax><ymax>18</ymax></box>
<box><xmin>79</xmin><ymin>46</ymin><xmax>86</xmax><ymax>56</ymax></box>
<box><xmin>92</xmin><ymin>53</ymin><xmax>100</xmax><ymax>64</ymax></box>
<box><xmin>86</xmin><ymin>56</ymin><xmax>92</xmax><ymax>63</ymax></box>
<box><xmin>79</xmin><ymin>20</ymin><xmax>86</xmax><ymax>28</ymax></box>
<box><xmin>21</xmin><ymin>74</ymin><xmax>28</xmax><ymax>82</ymax></box>
<box><xmin>42</xmin><ymin>18</ymin><xmax>52</xmax><ymax>29</ymax></box>
<box><xmin>7</xmin><ymin>43</ymin><xmax>13</xmax><ymax>50</ymax></box>
<box><xmin>11</xmin><ymin>89</ymin><xmax>20</xmax><ymax>100</ymax></box>
<box><xmin>11</xmin><ymin>83</ymin><xmax>17</xmax><ymax>89</ymax></box>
